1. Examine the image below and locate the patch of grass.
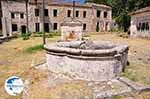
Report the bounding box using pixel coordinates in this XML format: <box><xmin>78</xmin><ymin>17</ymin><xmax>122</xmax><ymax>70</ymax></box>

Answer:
<box><xmin>32</xmin><ymin>32</ymin><xmax>60</xmax><ymax>38</ymax></box>
<box><xmin>21</xmin><ymin>32</ymin><xmax>32</xmax><ymax>40</ymax></box>
<box><xmin>121</xmin><ymin>68</ymin><xmax>137</xmax><ymax>81</ymax></box>
<box><xmin>24</xmin><ymin>44</ymin><xmax>43</xmax><ymax>53</ymax></box>
<box><xmin>112</xmin><ymin>95</ymin><xmax>122</xmax><ymax>99</ymax></box>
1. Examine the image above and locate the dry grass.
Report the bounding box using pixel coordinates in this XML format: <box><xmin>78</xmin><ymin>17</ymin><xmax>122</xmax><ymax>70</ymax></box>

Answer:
<box><xmin>0</xmin><ymin>36</ymin><xmax>59</xmax><ymax>99</ymax></box>
<box><xmin>0</xmin><ymin>33</ymin><xmax>150</xmax><ymax>99</ymax></box>
<box><xmin>90</xmin><ymin>33</ymin><xmax>150</xmax><ymax>85</ymax></box>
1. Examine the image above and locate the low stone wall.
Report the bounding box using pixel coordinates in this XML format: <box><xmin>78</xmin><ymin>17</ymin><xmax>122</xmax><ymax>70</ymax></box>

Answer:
<box><xmin>45</xmin><ymin>41</ymin><xmax>129</xmax><ymax>81</ymax></box>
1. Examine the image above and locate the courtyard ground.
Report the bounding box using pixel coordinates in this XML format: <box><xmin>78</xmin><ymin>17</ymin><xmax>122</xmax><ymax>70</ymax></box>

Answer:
<box><xmin>0</xmin><ymin>33</ymin><xmax>150</xmax><ymax>99</ymax></box>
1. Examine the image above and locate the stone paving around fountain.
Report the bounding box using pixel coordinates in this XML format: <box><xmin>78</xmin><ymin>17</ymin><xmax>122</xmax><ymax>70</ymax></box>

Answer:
<box><xmin>23</xmin><ymin>63</ymin><xmax>150</xmax><ymax>99</ymax></box>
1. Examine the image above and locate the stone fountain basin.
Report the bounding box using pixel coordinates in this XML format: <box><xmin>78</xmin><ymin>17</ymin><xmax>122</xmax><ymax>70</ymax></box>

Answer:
<box><xmin>44</xmin><ymin>41</ymin><xmax>129</xmax><ymax>81</ymax></box>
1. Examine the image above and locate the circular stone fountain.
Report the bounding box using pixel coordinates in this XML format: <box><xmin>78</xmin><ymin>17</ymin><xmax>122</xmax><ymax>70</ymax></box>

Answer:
<box><xmin>44</xmin><ymin>40</ymin><xmax>129</xmax><ymax>81</ymax></box>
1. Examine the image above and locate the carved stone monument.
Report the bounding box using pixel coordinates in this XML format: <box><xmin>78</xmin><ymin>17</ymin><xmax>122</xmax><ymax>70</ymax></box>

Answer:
<box><xmin>61</xmin><ymin>20</ymin><xmax>82</xmax><ymax>41</ymax></box>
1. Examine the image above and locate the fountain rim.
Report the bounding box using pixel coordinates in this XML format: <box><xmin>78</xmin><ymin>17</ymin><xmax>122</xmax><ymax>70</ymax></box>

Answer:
<box><xmin>44</xmin><ymin>43</ymin><xmax>129</xmax><ymax>59</ymax></box>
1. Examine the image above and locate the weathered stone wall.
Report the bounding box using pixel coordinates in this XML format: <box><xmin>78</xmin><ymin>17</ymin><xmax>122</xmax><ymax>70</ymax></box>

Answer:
<box><xmin>45</xmin><ymin>42</ymin><xmax>129</xmax><ymax>81</ymax></box>
<box><xmin>1</xmin><ymin>0</ymin><xmax>26</xmax><ymax>36</ymax></box>
<box><xmin>1</xmin><ymin>1</ymin><xmax>112</xmax><ymax>36</ymax></box>
<box><xmin>130</xmin><ymin>11</ymin><xmax>150</xmax><ymax>38</ymax></box>
<box><xmin>46</xmin><ymin>54</ymin><xmax>122</xmax><ymax>81</ymax></box>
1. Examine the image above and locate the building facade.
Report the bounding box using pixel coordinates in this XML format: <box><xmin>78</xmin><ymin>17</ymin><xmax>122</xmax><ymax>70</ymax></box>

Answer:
<box><xmin>1</xmin><ymin>0</ymin><xmax>112</xmax><ymax>37</ymax></box>
<box><xmin>129</xmin><ymin>7</ymin><xmax>150</xmax><ymax>38</ymax></box>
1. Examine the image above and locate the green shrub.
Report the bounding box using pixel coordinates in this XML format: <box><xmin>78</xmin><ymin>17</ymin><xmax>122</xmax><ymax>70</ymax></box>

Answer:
<box><xmin>31</xmin><ymin>32</ymin><xmax>60</xmax><ymax>38</ymax></box>
<box><xmin>112</xmin><ymin>96</ymin><xmax>122</xmax><ymax>99</ymax></box>
<box><xmin>52</xmin><ymin>32</ymin><xmax>61</xmax><ymax>36</ymax></box>
<box><xmin>121</xmin><ymin>69</ymin><xmax>137</xmax><ymax>81</ymax></box>
<box><xmin>21</xmin><ymin>32</ymin><xmax>31</xmax><ymax>40</ymax></box>
<box><xmin>25</xmin><ymin>44</ymin><xmax>43</xmax><ymax>53</ymax></box>
<box><xmin>48</xmin><ymin>33</ymin><xmax>54</xmax><ymax>38</ymax></box>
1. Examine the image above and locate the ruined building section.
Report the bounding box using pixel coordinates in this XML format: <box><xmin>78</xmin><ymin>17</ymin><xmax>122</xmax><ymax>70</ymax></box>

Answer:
<box><xmin>1</xmin><ymin>0</ymin><xmax>27</xmax><ymax>37</ymax></box>
<box><xmin>1</xmin><ymin>0</ymin><xmax>112</xmax><ymax>37</ymax></box>
<box><xmin>129</xmin><ymin>7</ymin><xmax>150</xmax><ymax>38</ymax></box>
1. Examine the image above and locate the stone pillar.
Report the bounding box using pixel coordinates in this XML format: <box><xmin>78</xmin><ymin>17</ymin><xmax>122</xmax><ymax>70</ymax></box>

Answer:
<box><xmin>103</xmin><ymin>22</ymin><xmax>106</xmax><ymax>31</ymax></box>
<box><xmin>61</xmin><ymin>26</ymin><xmax>65</xmax><ymax>40</ymax></box>
<box><xmin>130</xmin><ymin>17</ymin><xmax>137</xmax><ymax>37</ymax></box>
<box><xmin>107</xmin><ymin>22</ymin><xmax>111</xmax><ymax>31</ymax></box>
<box><xmin>8</xmin><ymin>18</ymin><xmax>12</xmax><ymax>36</ymax></box>
<box><xmin>2</xmin><ymin>17</ymin><xmax>7</xmax><ymax>37</ymax></box>
<box><xmin>149</xmin><ymin>22</ymin><xmax>150</xmax><ymax>32</ymax></box>
<box><xmin>101</xmin><ymin>11</ymin><xmax>104</xmax><ymax>19</ymax></box>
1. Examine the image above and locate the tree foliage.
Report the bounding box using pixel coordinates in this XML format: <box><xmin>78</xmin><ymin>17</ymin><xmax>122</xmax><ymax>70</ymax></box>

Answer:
<box><xmin>86</xmin><ymin>0</ymin><xmax>150</xmax><ymax>32</ymax></box>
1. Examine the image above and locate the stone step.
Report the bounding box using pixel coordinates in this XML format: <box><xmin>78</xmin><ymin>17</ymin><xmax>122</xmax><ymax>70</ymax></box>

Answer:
<box><xmin>118</xmin><ymin>77</ymin><xmax>150</xmax><ymax>93</ymax></box>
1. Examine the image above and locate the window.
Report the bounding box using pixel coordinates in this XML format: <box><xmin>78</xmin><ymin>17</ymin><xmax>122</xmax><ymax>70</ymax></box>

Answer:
<box><xmin>44</xmin><ymin>9</ymin><xmax>48</xmax><ymax>16</ymax></box>
<box><xmin>146</xmin><ymin>22</ymin><xmax>149</xmax><ymax>30</ymax></box>
<box><xmin>137</xmin><ymin>23</ymin><xmax>141</xmax><ymax>31</ymax></box>
<box><xmin>35</xmin><ymin>23</ymin><xmax>40</xmax><ymax>32</ymax></box>
<box><xmin>35</xmin><ymin>9</ymin><xmax>39</xmax><ymax>16</ymax></box>
<box><xmin>76</xmin><ymin>11</ymin><xmax>79</xmax><ymax>17</ymax></box>
<box><xmin>20</xmin><ymin>13</ymin><xmax>24</xmax><ymax>19</ymax></box>
<box><xmin>11</xmin><ymin>13</ymin><xmax>15</xmax><ymax>19</ymax></box>
<box><xmin>53</xmin><ymin>9</ymin><xmax>57</xmax><ymax>17</ymax></box>
<box><xmin>44</xmin><ymin>23</ymin><xmax>49</xmax><ymax>32</ymax></box>
<box><xmin>97</xmin><ymin>10</ymin><xmax>101</xmax><ymax>17</ymax></box>
<box><xmin>67</xmin><ymin>10</ymin><xmax>71</xmax><ymax>17</ymax></box>
<box><xmin>12</xmin><ymin>24</ymin><xmax>17</xmax><ymax>32</ymax></box>
<box><xmin>53</xmin><ymin>23</ymin><xmax>57</xmax><ymax>30</ymax></box>
<box><xmin>83</xmin><ymin>11</ymin><xmax>86</xmax><ymax>18</ymax></box>
<box><xmin>142</xmin><ymin>23</ymin><xmax>145</xmax><ymax>30</ymax></box>
<box><xmin>104</xmin><ymin>11</ymin><xmax>107</xmax><ymax>18</ymax></box>
<box><xmin>96</xmin><ymin>22</ymin><xmax>99</xmax><ymax>32</ymax></box>
<box><xmin>83</xmin><ymin>24</ymin><xmax>87</xmax><ymax>30</ymax></box>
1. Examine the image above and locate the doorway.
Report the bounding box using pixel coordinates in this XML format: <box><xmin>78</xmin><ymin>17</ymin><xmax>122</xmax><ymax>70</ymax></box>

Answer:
<box><xmin>44</xmin><ymin>23</ymin><xmax>49</xmax><ymax>32</ymax></box>
<box><xmin>21</xmin><ymin>25</ymin><xmax>26</xmax><ymax>33</ymax></box>
<box><xmin>96</xmin><ymin>22</ymin><xmax>100</xmax><ymax>32</ymax></box>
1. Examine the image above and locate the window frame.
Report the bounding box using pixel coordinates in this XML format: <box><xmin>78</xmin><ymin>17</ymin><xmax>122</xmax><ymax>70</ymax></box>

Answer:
<box><xmin>83</xmin><ymin>24</ymin><xmax>87</xmax><ymax>30</ymax></box>
<box><xmin>97</xmin><ymin>10</ymin><xmax>101</xmax><ymax>18</ymax></box>
<box><xmin>35</xmin><ymin>23</ymin><xmax>40</xmax><ymax>32</ymax></box>
<box><xmin>20</xmin><ymin>13</ymin><xmax>24</xmax><ymax>19</ymax></box>
<box><xmin>35</xmin><ymin>9</ymin><xmax>39</xmax><ymax>17</ymax></box>
<box><xmin>12</xmin><ymin>24</ymin><xmax>18</xmax><ymax>32</ymax></box>
<box><xmin>67</xmin><ymin>10</ymin><xmax>71</xmax><ymax>17</ymax></box>
<box><xmin>83</xmin><ymin>11</ymin><xmax>86</xmax><ymax>18</ymax></box>
<box><xmin>76</xmin><ymin>10</ymin><xmax>79</xmax><ymax>17</ymax></box>
<box><xmin>53</xmin><ymin>23</ymin><xmax>58</xmax><ymax>30</ymax></box>
<box><xmin>53</xmin><ymin>9</ymin><xmax>57</xmax><ymax>17</ymax></box>
<box><xmin>104</xmin><ymin>11</ymin><xmax>108</xmax><ymax>18</ymax></box>
<box><xmin>11</xmin><ymin>13</ymin><xmax>15</xmax><ymax>19</ymax></box>
<box><xmin>44</xmin><ymin>9</ymin><xmax>49</xmax><ymax>17</ymax></box>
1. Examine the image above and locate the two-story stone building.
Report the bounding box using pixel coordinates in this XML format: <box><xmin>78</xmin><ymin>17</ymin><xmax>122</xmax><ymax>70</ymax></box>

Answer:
<box><xmin>1</xmin><ymin>0</ymin><xmax>112</xmax><ymax>37</ymax></box>
<box><xmin>129</xmin><ymin>7</ymin><xmax>150</xmax><ymax>38</ymax></box>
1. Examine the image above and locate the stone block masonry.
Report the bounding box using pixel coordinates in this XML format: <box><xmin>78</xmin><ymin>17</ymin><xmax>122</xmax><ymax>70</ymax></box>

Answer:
<box><xmin>1</xmin><ymin>0</ymin><xmax>112</xmax><ymax>36</ymax></box>
<box><xmin>44</xmin><ymin>41</ymin><xmax>129</xmax><ymax>81</ymax></box>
